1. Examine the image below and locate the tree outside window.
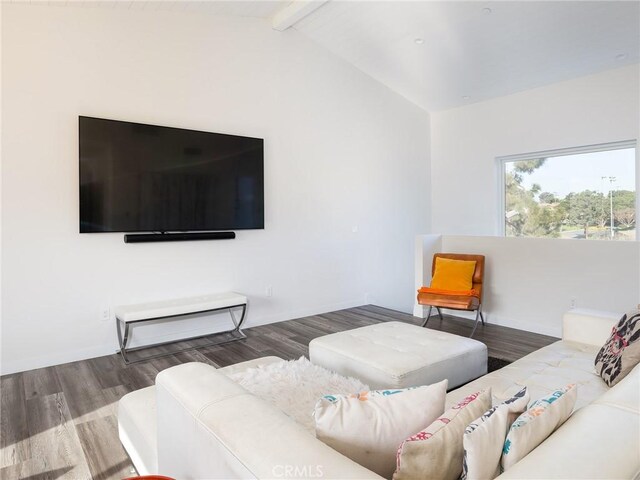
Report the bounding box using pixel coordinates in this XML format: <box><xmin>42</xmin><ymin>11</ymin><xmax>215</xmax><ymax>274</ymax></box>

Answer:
<box><xmin>503</xmin><ymin>146</ymin><xmax>636</xmax><ymax>241</ymax></box>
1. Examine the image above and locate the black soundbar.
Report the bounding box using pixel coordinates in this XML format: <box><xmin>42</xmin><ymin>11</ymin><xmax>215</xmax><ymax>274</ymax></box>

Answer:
<box><xmin>124</xmin><ymin>231</ymin><xmax>236</xmax><ymax>243</ymax></box>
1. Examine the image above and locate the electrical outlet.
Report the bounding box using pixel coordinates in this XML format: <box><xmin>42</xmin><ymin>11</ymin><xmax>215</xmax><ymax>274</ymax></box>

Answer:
<box><xmin>364</xmin><ymin>292</ymin><xmax>371</xmax><ymax>304</ymax></box>
<box><xmin>100</xmin><ymin>306</ymin><xmax>110</xmax><ymax>322</ymax></box>
<box><xmin>352</xmin><ymin>226</ymin><xmax>359</xmax><ymax>233</ymax></box>
<box><xmin>266</xmin><ymin>286</ymin><xmax>273</xmax><ymax>298</ymax></box>
<box><xmin>570</xmin><ymin>297</ymin><xmax>576</xmax><ymax>309</ymax></box>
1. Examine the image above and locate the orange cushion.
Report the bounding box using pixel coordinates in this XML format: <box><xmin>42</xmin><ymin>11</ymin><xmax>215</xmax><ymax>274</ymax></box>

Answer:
<box><xmin>418</xmin><ymin>287</ymin><xmax>480</xmax><ymax>298</ymax></box>
<box><xmin>430</xmin><ymin>257</ymin><xmax>476</xmax><ymax>291</ymax></box>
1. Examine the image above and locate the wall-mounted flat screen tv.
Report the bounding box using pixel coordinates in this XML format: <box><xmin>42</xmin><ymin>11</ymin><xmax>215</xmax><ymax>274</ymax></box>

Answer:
<box><xmin>79</xmin><ymin>116</ymin><xmax>264</xmax><ymax>233</ymax></box>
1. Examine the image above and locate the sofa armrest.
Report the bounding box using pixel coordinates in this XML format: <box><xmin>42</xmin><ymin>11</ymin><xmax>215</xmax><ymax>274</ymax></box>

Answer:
<box><xmin>562</xmin><ymin>309</ymin><xmax>620</xmax><ymax>347</ymax></box>
<box><xmin>496</xmin><ymin>403</ymin><xmax>640</xmax><ymax>479</ymax></box>
<box><xmin>156</xmin><ymin>362</ymin><xmax>382</xmax><ymax>480</ymax></box>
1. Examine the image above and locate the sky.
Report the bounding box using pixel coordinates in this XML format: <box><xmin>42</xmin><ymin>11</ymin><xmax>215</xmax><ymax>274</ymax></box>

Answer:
<box><xmin>508</xmin><ymin>147</ymin><xmax>636</xmax><ymax>198</ymax></box>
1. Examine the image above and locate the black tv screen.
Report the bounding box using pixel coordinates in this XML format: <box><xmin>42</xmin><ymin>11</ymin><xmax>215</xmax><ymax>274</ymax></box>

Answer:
<box><xmin>79</xmin><ymin>116</ymin><xmax>264</xmax><ymax>233</ymax></box>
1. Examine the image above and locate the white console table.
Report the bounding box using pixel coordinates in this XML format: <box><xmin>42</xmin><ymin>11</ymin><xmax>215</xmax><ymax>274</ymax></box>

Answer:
<box><xmin>114</xmin><ymin>292</ymin><xmax>247</xmax><ymax>364</ymax></box>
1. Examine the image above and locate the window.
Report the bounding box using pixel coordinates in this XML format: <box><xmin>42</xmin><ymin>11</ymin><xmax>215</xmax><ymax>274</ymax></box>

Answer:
<box><xmin>499</xmin><ymin>141</ymin><xmax>637</xmax><ymax>241</ymax></box>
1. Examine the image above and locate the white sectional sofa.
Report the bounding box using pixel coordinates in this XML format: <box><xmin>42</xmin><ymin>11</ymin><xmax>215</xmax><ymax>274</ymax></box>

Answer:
<box><xmin>118</xmin><ymin>309</ymin><xmax>640</xmax><ymax>479</ymax></box>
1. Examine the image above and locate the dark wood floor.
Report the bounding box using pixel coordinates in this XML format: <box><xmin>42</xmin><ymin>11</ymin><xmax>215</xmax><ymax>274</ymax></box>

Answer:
<box><xmin>0</xmin><ymin>305</ymin><xmax>557</xmax><ymax>480</ymax></box>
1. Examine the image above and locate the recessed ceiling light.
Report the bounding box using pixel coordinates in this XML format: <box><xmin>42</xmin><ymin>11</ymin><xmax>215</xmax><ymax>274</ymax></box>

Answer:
<box><xmin>462</xmin><ymin>96</ymin><xmax>470</xmax><ymax>100</ymax></box>
<box><xmin>615</xmin><ymin>53</ymin><xmax>628</xmax><ymax>61</ymax></box>
<box><xmin>414</xmin><ymin>38</ymin><xmax>425</xmax><ymax>45</ymax></box>
<box><xmin>482</xmin><ymin>7</ymin><xmax>492</xmax><ymax>15</ymax></box>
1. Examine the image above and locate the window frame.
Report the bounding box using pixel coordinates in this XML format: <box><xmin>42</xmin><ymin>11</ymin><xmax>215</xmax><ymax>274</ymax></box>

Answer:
<box><xmin>496</xmin><ymin>139</ymin><xmax>638</xmax><ymax>238</ymax></box>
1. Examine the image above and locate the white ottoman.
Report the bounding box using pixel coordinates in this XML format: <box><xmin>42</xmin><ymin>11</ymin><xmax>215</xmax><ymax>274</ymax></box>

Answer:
<box><xmin>309</xmin><ymin>321</ymin><xmax>487</xmax><ymax>390</ymax></box>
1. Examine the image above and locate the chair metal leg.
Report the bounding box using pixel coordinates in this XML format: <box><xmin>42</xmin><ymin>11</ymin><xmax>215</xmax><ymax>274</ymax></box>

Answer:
<box><xmin>421</xmin><ymin>306</ymin><xmax>433</xmax><ymax>327</ymax></box>
<box><xmin>422</xmin><ymin>303</ymin><xmax>484</xmax><ymax>337</ymax></box>
<box><xmin>470</xmin><ymin>309</ymin><xmax>482</xmax><ymax>338</ymax></box>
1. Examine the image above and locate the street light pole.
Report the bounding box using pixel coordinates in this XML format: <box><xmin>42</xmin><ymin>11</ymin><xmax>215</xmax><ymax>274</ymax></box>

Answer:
<box><xmin>601</xmin><ymin>176</ymin><xmax>616</xmax><ymax>239</ymax></box>
<box><xmin>600</xmin><ymin>177</ymin><xmax>616</xmax><ymax>240</ymax></box>
<box><xmin>608</xmin><ymin>176</ymin><xmax>616</xmax><ymax>239</ymax></box>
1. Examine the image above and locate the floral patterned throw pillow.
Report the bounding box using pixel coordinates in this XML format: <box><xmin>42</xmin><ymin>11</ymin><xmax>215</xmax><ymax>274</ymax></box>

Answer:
<box><xmin>461</xmin><ymin>387</ymin><xmax>529</xmax><ymax>480</ymax></box>
<box><xmin>393</xmin><ymin>390</ymin><xmax>492</xmax><ymax>480</ymax></box>
<box><xmin>501</xmin><ymin>384</ymin><xmax>577</xmax><ymax>472</ymax></box>
<box><xmin>595</xmin><ymin>309</ymin><xmax>640</xmax><ymax>387</ymax></box>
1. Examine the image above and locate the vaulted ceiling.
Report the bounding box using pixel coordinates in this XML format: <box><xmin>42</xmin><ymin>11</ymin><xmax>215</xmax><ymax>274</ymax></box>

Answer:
<box><xmin>15</xmin><ymin>0</ymin><xmax>640</xmax><ymax>112</ymax></box>
<box><xmin>292</xmin><ymin>1</ymin><xmax>640</xmax><ymax>111</ymax></box>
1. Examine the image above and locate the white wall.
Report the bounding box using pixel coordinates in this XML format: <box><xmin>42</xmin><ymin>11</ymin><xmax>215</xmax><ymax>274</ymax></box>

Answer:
<box><xmin>412</xmin><ymin>234</ymin><xmax>441</xmax><ymax>318</ymax></box>
<box><xmin>428</xmin><ymin>235</ymin><xmax>639</xmax><ymax>337</ymax></box>
<box><xmin>431</xmin><ymin>65</ymin><xmax>640</xmax><ymax>235</ymax></box>
<box><xmin>426</xmin><ymin>66</ymin><xmax>640</xmax><ymax>336</ymax></box>
<box><xmin>0</xmin><ymin>4</ymin><xmax>430</xmax><ymax>374</ymax></box>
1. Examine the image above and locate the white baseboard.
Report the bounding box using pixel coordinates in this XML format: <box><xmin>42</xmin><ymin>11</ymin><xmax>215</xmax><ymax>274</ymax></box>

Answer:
<box><xmin>246</xmin><ymin>299</ymin><xmax>366</xmax><ymax>329</ymax></box>
<box><xmin>1</xmin><ymin>343</ymin><xmax>116</xmax><ymax>376</ymax></box>
<box><xmin>441</xmin><ymin>309</ymin><xmax>561</xmax><ymax>338</ymax></box>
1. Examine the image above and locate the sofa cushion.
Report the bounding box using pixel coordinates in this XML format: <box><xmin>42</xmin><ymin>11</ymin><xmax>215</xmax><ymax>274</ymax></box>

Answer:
<box><xmin>461</xmin><ymin>387</ymin><xmax>529</xmax><ymax>480</ymax></box>
<box><xmin>501</xmin><ymin>384</ymin><xmax>577</xmax><ymax>471</ymax></box>
<box><xmin>595</xmin><ymin>309</ymin><xmax>640</xmax><ymax>387</ymax></box>
<box><xmin>394</xmin><ymin>390</ymin><xmax>491</xmax><ymax>480</ymax></box>
<box><xmin>314</xmin><ymin>380</ymin><xmax>448</xmax><ymax>479</ymax></box>
<box><xmin>445</xmin><ymin>341</ymin><xmax>607</xmax><ymax>411</ymax></box>
<box><xmin>217</xmin><ymin>356</ymin><xmax>284</xmax><ymax>376</ymax></box>
<box><xmin>562</xmin><ymin>309</ymin><xmax>620</xmax><ymax>347</ymax></box>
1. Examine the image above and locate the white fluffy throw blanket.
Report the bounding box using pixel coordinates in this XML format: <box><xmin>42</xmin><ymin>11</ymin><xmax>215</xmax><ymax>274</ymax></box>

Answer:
<box><xmin>228</xmin><ymin>356</ymin><xmax>369</xmax><ymax>432</ymax></box>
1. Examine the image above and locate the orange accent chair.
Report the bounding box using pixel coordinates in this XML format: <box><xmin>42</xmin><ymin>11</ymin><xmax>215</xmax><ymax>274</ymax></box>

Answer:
<box><xmin>417</xmin><ymin>253</ymin><xmax>486</xmax><ymax>337</ymax></box>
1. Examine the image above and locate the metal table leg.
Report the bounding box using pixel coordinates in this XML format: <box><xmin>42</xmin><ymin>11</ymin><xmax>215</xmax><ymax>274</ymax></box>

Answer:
<box><xmin>229</xmin><ymin>304</ymin><xmax>247</xmax><ymax>332</ymax></box>
<box><xmin>116</xmin><ymin>317</ymin><xmax>131</xmax><ymax>364</ymax></box>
